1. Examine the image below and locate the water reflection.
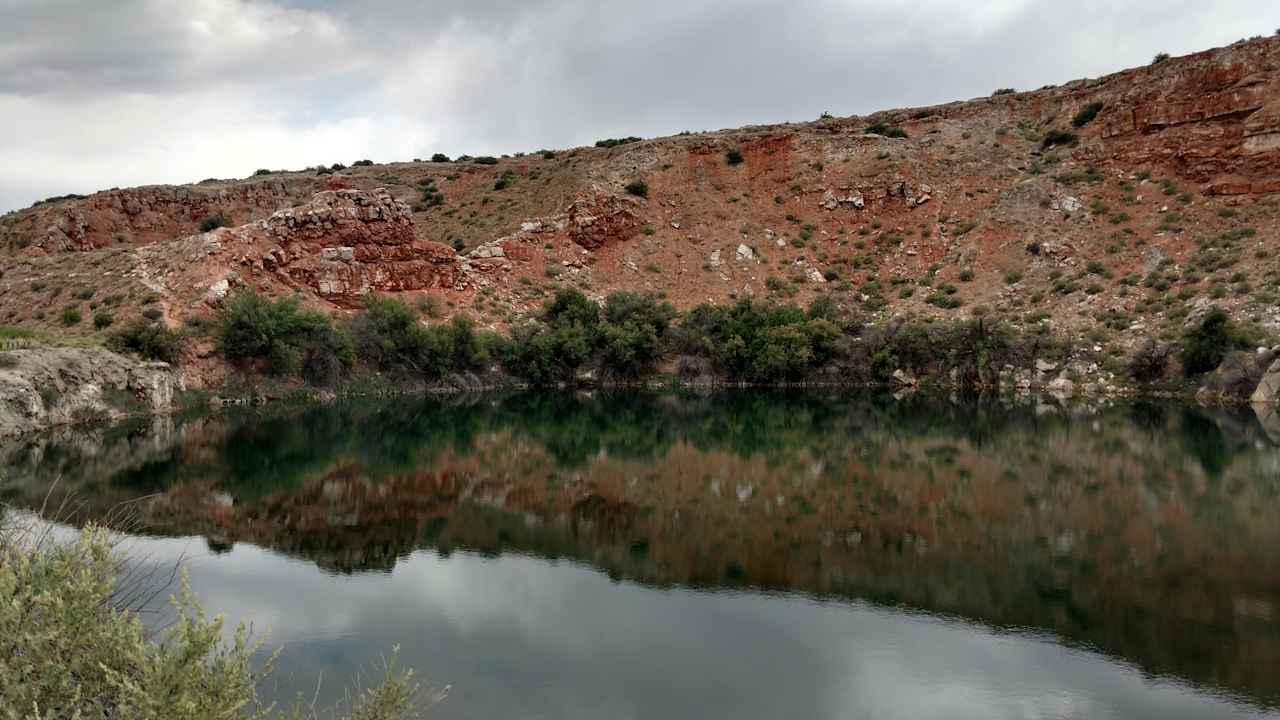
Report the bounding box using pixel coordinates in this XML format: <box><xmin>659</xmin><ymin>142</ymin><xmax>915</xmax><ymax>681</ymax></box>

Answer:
<box><xmin>2</xmin><ymin>392</ymin><xmax>1279</xmax><ymax>718</ymax></box>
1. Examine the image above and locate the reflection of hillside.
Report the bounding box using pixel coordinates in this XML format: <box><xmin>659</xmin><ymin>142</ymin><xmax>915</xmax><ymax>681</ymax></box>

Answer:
<box><xmin>3</xmin><ymin>392</ymin><xmax>1280</xmax><ymax>708</ymax></box>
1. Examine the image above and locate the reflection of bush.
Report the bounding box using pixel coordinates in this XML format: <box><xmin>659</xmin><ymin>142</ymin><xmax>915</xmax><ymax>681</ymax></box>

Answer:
<box><xmin>90</xmin><ymin>391</ymin><xmax>1265</xmax><ymax>499</ymax></box>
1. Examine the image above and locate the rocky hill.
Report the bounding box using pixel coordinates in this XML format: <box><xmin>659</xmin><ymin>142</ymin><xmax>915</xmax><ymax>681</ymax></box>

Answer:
<box><xmin>2</xmin><ymin>36</ymin><xmax>1279</xmax><ymax>383</ymax></box>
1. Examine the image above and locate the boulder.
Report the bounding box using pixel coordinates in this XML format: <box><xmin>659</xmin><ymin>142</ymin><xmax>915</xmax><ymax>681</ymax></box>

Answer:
<box><xmin>1142</xmin><ymin>247</ymin><xmax>1167</xmax><ymax>275</ymax></box>
<box><xmin>1047</xmin><ymin>377</ymin><xmax>1075</xmax><ymax>397</ymax></box>
<box><xmin>1252</xmin><ymin>359</ymin><xmax>1280</xmax><ymax>404</ymax></box>
<box><xmin>1199</xmin><ymin>351</ymin><xmax>1271</xmax><ymax>402</ymax></box>
<box><xmin>1254</xmin><ymin>403</ymin><xmax>1280</xmax><ymax>444</ymax></box>
<box><xmin>891</xmin><ymin>369</ymin><xmax>918</xmax><ymax>388</ymax></box>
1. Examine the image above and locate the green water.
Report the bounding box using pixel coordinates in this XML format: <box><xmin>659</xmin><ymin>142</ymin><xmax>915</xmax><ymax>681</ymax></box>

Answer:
<box><xmin>3</xmin><ymin>392</ymin><xmax>1279</xmax><ymax>719</ymax></box>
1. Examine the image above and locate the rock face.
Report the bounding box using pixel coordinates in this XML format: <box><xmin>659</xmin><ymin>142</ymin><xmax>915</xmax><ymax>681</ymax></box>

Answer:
<box><xmin>17</xmin><ymin>181</ymin><xmax>299</xmax><ymax>253</ymax></box>
<box><xmin>188</xmin><ymin>189</ymin><xmax>466</xmax><ymax>307</ymax></box>
<box><xmin>1094</xmin><ymin>39</ymin><xmax>1280</xmax><ymax>194</ymax></box>
<box><xmin>566</xmin><ymin>194</ymin><xmax>642</xmax><ymax>250</ymax></box>
<box><xmin>1198</xmin><ymin>350</ymin><xmax>1277</xmax><ymax>403</ymax></box>
<box><xmin>0</xmin><ymin>347</ymin><xmax>185</xmax><ymax>437</ymax></box>
<box><xmin>1252</xmin><ymin>358</ymin><xmax>1280</xmax><ymax>404</ymax></box>
<box><xmin>259</xmin><ymin>189</ymin><xmax>463</xmax><ymax>303</ymax></box>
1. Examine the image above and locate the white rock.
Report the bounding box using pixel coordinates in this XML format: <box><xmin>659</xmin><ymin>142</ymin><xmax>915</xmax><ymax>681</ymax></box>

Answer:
<box><xmin>1047</xmin><ymin>377</ymin><xmax>1075</xmax><ymax>397</ymax></box>
<box><xmin>203</xmin><ymin>278</ymin><xmax>230</xmax><ymax>306</ymax></box>
<box><xmin>736</xmin><ymin>244</ymin><xmax>754</xmax><ymax>262</ymax></box>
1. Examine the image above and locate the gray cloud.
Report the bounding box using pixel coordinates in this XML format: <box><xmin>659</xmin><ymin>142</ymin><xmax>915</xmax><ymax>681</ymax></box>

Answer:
<box><xmin>2</xmin><ymin>0</ymin><xmax>1278</xmax><ymax>213</ymax></box>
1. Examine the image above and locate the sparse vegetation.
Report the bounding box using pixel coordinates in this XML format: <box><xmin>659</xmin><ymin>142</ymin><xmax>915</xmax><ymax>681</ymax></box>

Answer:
<box><xmin>1072</xmin><ymin>101</ymin><xmax>1104</xmax><ymax>127</ymax></box>
<box><xmin>1180</xmin><ymin>306</ymin><xmax>1245</xmax><ymax>375</ymax></box>
<box><xmin>866</xmin><ymin>122</ymin><xmax>908</xmax><ymax>138</ymax></box>
<box><xmin>1041</xmin><ymin>129</ymin><xmax>1078</xmax><ymax>148</ymax></box>
<box><xmin>107</xmin><ymin>320</ymin><xmax>182</xmax><ymax>363</ymax></box>
<box><xmin>726</xmin><ymin>149</ymin><xmax>744</xmax><ymax>166</ymax></box>
<box><xmin>199</xmin><ymin>215</ymin><xmax>230</xmax><ymax>232</ymax></box>
<box><xmin>493</xmin><ymin>169</ymin><xmax>516</xmax><ymax>190</ymax></box>
<box><xmin>625</xmin><ymin>179</ymin><xmax>649</xmax><ymax>197</ymax></box>
<box><xmin>595</xmin><ymin>137</ymin><xmax>641</xmax><ymax>148</ymax></box>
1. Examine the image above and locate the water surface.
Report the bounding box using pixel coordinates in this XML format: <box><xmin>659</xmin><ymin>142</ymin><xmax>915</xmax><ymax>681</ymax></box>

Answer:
<box><xmin>4</xmin><ymin>392</ymin><xmax>1279</xmax><ymax>719</ymax></box>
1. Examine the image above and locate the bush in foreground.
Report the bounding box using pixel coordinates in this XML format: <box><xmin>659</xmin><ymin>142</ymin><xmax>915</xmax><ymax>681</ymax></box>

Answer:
<box><xmin>0</xmin><ymin>520</ymin><xmax>423</xmax><ymax>719</ymax></box>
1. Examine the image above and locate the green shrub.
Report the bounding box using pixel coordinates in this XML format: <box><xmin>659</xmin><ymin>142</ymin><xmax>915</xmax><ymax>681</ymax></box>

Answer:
<box><xmin>866</xmin><ymin>122</ymin><xmax>908</xmax><ymax>138</ymax></box>
<box><xmin>219</xmin><ymin>289</ymin><xmax>351</xmax><ymax>381</ymax></box>
<box><xmin>93</xmin><ymin>311</ymin><xmax>114</xmax><ymax>329</ymax></box>
<box><xmin>598</xmin><ymin>292</ymin><xmax>676</xmax><ymax>377</ymax></box>
<box><xmin>507</xmin><ymin>289</ymin><xmax>603</xmax><ymax>383</ymax></box>
<box><xmin>1041</xmin><ymin>129</ymin><xmax>1078</xmax><ymax>148</ymax></box>
<box><xmin>199</xmin><ymin>215</ymin><xmax>230</xmax><ymax>232</ymax></box>
<box><xmin>670</xmin><ymin>300</ymin><xmax>839</xmax><ymax>383</ymax></box>
<box><xmin>349</xmin><ymin>295</ymin><xmax>446</xmax><ymax>377</ymax></box>
<box><xmin>61</xmin><ymin>305</ymin><xmax>82</xmax><ymax>326</ymax></box>
<box><xmin>992</xmin><ymin>88</ymin><xmax>1016</xmax><ymax>96</ymax></box>
<box><xmin>595</xmin><ymin>136</ymin><xmax>641</xmax><ymax>148</ymax></box>
<box><xmin>353</xmin><ymin>159</ymin><xmax>374</xmax><ymax>166</ymax></box>
<box><xmin>431</xmin><ymin>153</ymin><xmax>450</xmax><ymax>162</ymax></box>
<box><xmin>0</xmin><ymin>522</ymin><xmax>420</xmax><ymax>720</ymax></box>
<box><xmin>1072</xmin><ymin>101</ymin><xmax>1104</xmax><ymax>127</ymax></box>
<box><xmin>1179</xmin><ymin>306</ymin><xmax>1243</xmax><ymax>375</ymax></box>
<box><xmin>494</xmin><ymin>170</ymin><xmax>516</xmax><ymax>190</ymax></box>
<box><xmin>625</xmin><ymin>179</ymin><xmax>649</xmax><ymax>197</ymax></box>
<box><xmin>253</xmin><ymin>168</ymin><xmax>272</xmax><ymax>176</ymax></box>
<box><xmin>107</xmin><ymin>320</ymin><xmax>181</xmax><ymax>363</ymax></box>
<box><xmin>1152</xmin><ymin>52</ymin><xmax>1171</xmax><ymax>64</ymax></box>
<box><xmin>725</xmin><ymin>149</ymin><xmax>744</xmax><ymax>165</ymax></box>
<box><xmin>473</xmin><ymin>156</ymin><xmax>499</xmax><ymax>165</ymax></box>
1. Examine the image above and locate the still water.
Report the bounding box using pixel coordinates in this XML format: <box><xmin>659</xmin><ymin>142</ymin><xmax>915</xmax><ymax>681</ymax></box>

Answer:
<box><xmin>3</xmin><ymin>392</ymin><xmax>1280</xmax><ymax>719</ymax></box>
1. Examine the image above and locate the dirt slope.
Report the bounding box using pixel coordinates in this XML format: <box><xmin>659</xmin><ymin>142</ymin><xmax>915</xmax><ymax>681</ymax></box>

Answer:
<box><xmin>2</xmin><ymin>36</ymin><xmax>1279</xmax><ymax>352</ymax></box>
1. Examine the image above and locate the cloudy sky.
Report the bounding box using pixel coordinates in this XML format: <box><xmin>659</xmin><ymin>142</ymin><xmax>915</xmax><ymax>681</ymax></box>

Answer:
<box><xmin>1</xmin><ymin>0</ymin><xmax>1277</xmax><ymax>214</ymax></box>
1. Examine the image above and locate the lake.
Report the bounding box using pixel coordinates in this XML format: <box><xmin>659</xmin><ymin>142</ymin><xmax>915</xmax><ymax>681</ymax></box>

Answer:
<box><xmin>3</xmin><ymin>391</ymin><xmax>1279</xmax><ymax>719</ymax></box>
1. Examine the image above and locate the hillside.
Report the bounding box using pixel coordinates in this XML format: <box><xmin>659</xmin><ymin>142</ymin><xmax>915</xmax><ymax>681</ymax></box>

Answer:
<box><xmin>2</xmin><ymin>36</ymin><xmax>1279</xmax><ymax>391</ymax></box>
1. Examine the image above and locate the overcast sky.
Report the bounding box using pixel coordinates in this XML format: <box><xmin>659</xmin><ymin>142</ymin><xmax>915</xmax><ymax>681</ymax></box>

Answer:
<box><xmin>1</xmin><ymin>0</ymin><xmax>1277</xmax><ymax>214</ymax></box>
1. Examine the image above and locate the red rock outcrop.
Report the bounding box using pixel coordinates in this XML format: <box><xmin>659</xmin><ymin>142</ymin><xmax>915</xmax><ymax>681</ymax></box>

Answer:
<box><xmin>146</xmin><ymin>189</ymin><xmax>467</xmax><ymax>312</ymax></box>
<box><xmin>1084</xmin><ymin>40</ymin><xmax>1280</xmax><ymax>193</ymax></box>
<box><xmin>19</xmin><ymin>181</ymin><xmax>304</xmax><ymax>253</ymax></box>
<box><xmin>565</xmin><ymin>193</ymin><xmax>643</xmax><ymax>250</ymax></box>
<box><xmin>253</xmin><ymin>189</ymin><xmax>465</xmax><ymax>303</ymax></box>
